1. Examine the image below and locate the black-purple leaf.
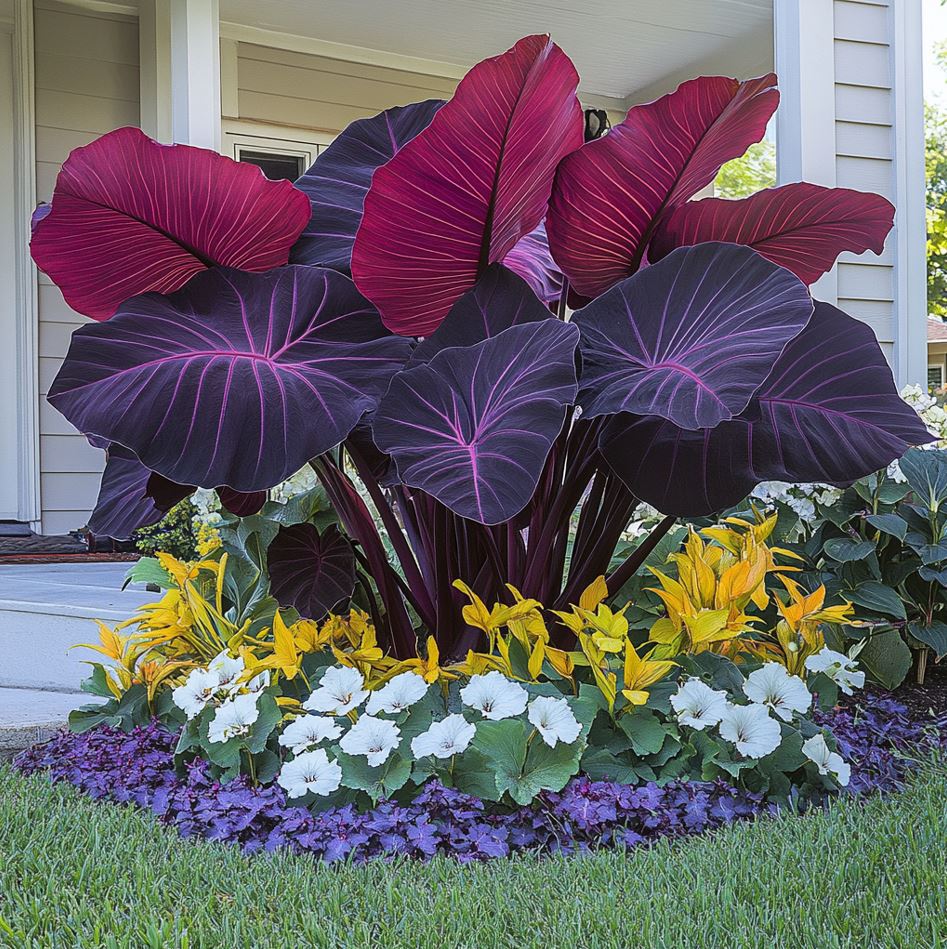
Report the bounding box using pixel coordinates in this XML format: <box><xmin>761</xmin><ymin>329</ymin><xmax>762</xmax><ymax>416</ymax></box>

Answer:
<box><xmin>373</xmin><ymin>320</ymin><xmax>579</xmax><ymax>525</ymax></box>
<box><xmin>574</xmin><ymin>242</ymin><xmax>813</xmax><ymax>430</ymax></box>
<box><xmin>502</xmin><ymin>223</ymin><xmax>562</xmax><ymax>304</ymax></box>
<box><xmin>218</xmin><ymin>487</ymin><xmax>267</xmax><ymax>517</ymax></box>
<box><xmin>410</xmin><ymin>264</ymin><xmax>551</xmax><ymax>365</ymax></box>
<box><xmin>268</xmin><ymin>523</ymin><xmax>356</xmax><ymax>620</ymax></box>
<box><xmin>601</xmin><ymin>303</ymin><xmax>934</xmax><ymax>515</ymax></box>
<box><xmin>48</xmin><ymin>266</ymin><xmax>414</xmax><ymax>492</ymax></box>
<box><xmin>88</xmin><ymin>445</ymin><xmax>192</xmax><ymax>539</ymax></box>
<box><xmin>290</xmin><ymin>100</ymin><xmax>443</xmax><ymax>273</ymax></box>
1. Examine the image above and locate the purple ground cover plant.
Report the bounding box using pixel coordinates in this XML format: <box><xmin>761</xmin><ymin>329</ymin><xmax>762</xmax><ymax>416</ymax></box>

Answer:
<box><xmin>14</xmin><ymin>693</ymin><xmax>943</xmax><ymax>864</ymax></box>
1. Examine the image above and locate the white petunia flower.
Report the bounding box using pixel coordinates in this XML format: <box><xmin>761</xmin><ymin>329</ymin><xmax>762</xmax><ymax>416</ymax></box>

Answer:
<box><xmin>303</xmin><ymin>665</ymin><xmax>369</xmax><ymax>715</ymax></box>
<box><xmin>460</xmin><ymin>671</ymin><xmax>529</xmax><ymax>720</ymax></box>
<box><xmin>277</xmin><ymin>715</ymin><xmax>343</xmax><ymax>755</ymax></box>
<box><xmin>527</xmin><ymin>696</ymin><xmax>582</xmax><ymax>748</ymax></box>
<box><xmin>365</xmin><ymin>671</ymin><xmax>429</xmax><ymax>716</ymax></box>
<box><xmin>411</xmin><ymin>714</ymin><xmax>477</xmax><ymax>759</ymax></box>
<box><xmin>670</xmin><ymin>679</ymin><xmax>728</xmax><ymax>730</ymax></box>
<box><xmin>172</xmin><ymin>668</ymin><xmax>221</xmax><ymax>719</ymax></box>
<box><xmin>244</xmin><ymin>669</ymin><xmax>271</xmax><ymax>694</ymax></box>
<box><xmin>208</xmin><ymin>650</ymin><xmax>245</xmax><ymax>696</ymax></box>
<box><xmin>802</xmin><ymin>734</ymin><xmax>851</xmax><ymax>787</ymax></box>
<box><xmin>743</xmin><ymin>663</ymin><xmax>811</xmax><ymax>722</ymax></box>
<box><xmin>277</xmin><ymin>749</ymin><xmax>343</xmax><ymax>799</ymax></box>
<box><xmin>338</xmin><ymin>714</ymin><xmax>401</xmax><ymax>766</ymax></box>
<box><xmin>207</xmin><ymin>693</ymin><xmax>260</xmax><ymax>744</ymax></box>
<box><xmin>718</xmin><ymin>702</ymin><xmax>782</xmax><ymax>759</ymax></box>
<box><xmin>804</xmin><ymin>648</ymin><xmax>866</xmax><ymax>695</ymax></box>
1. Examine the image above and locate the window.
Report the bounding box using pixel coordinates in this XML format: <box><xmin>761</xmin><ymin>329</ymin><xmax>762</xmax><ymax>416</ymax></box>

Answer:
<box><xmin>237</xmin><ymin>149</ymin><xmax>305</xmax><ymax>182</ymax></box>
<box><xmin>928</xmin><ymin>365</ymin><xmax>944</xmax><ymax>391</ymax></box>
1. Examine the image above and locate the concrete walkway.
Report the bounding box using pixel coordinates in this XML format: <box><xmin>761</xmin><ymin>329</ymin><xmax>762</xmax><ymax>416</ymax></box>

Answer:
<box><xmin>0</xmin><ymin>563</ymin><xmax>153</xmax><ymax>754</ymax></box>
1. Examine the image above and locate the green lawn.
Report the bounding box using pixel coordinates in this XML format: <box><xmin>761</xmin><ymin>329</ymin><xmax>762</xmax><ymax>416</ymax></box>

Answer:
<box><xmin>1</xmin><ymin>761</ymin><xmax>946</xmax><ymax>949</ymax></box>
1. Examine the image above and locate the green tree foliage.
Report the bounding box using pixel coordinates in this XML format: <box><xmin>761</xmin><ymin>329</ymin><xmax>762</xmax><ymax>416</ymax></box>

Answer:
<box><xmin>714</xmin><ymin>139</ymin><xmax>776</xmax><ymax>199</ymax></box>
<box><xmin>928</xmin><ymin>43</ymin><xmax>947</xmax><ymax>317</ymax></box>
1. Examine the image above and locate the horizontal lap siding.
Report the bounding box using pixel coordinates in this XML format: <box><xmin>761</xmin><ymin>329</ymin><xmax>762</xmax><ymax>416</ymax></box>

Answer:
<box><xmin>833</xmin><ymin>0</ymin><xmax>895</xmax><ymax>349</ymax></box>
<box><xmin>34</xmin><ymin>1</ymin><xmax>139</xmax><ymax>533</ymax></box>
<box><xmin>236</xmin><ymin>44</ymin><xmax>457</xmax><ymax>133</ymax></box>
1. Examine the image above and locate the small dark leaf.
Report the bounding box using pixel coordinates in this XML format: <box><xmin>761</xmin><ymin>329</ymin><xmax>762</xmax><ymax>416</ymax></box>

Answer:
<box><xmin>859</xmin><ymin>629</ymin><xmax>912</xmax><ymax>689</ymax></box>
<box><xmin>823</xmin><ymin>538</ymin><xmax>876</xmax><ymax>563</ymax></box>
<box><xmin>906</xmin><ymin>620</ymin><xmax>947</xmax><ymax>657</ymax></box>
<box><xmin>865</xmin><ymin>513</ymin><xmax>908</xmax><ymax>541</ymax></box>
<box><xmin>848</xmin><ymin>581</ymin><xmax>907</xmax><ymax>620</ymax></box>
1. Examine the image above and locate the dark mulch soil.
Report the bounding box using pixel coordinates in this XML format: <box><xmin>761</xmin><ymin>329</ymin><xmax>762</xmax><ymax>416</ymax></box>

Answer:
<box><xmin>891</xmin><ymin>659</ymin><xmax>947</xmax><ymax>719</ymax></box>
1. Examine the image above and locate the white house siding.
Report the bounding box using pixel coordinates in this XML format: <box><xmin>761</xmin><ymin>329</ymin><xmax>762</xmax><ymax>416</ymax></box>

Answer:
<box><xmin>833</xmin><ymin>0</ymin><xmax>897</xmax><ymax>364</ymax></box>
<box><xmin>33</xmin><ymin>0</ymin><xmax>138</xmax><ymax>534</ymax></box>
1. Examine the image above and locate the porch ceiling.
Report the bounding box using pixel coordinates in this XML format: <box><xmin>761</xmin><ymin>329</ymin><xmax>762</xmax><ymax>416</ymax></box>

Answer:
<box><xmin>219</xmin><ymin>0</ymin><xmax>774</xmax><ymax>104</ymax></box>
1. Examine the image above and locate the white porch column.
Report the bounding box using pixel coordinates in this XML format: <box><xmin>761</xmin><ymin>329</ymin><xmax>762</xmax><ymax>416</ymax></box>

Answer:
<box><xmin>140</xmin><ymin>0</ymin><xmax>221</xmax><ymax>150</ymax></box>
<box><xmin>773</xmin><ymin>0</ymin><xmax>838</xmax><ymax>306</ymax></box>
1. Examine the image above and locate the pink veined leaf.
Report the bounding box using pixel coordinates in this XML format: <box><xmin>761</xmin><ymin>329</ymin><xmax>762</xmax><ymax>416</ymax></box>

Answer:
<box><xmin>546</xmin><ymin>73</ymin><xmax>779</xmax><ymax>299</ymax></box>
<box><xmin>501</xmin><ymin>223</ymin><xmax>563</xmax><ymax>304</ymax></box>
<box><xmin>30</xmin><ymin>126</ymin><xmax>312</xmax><ymax>321</ymax></box>
<box><xmin>351</xmin><ymin>34</ymin><xmax>583</xmax><ymax>337</ymax></box>
<box><xmin>648</xmin><ymin>183</ymin><xmax>895</xmax><ymax>284</ymax></box>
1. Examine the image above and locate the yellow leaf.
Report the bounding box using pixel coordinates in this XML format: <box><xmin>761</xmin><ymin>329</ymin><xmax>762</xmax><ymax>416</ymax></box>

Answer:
<box><xmin>621</xmin><ymin>689</ymin><xmax>650</xmax><ymax>706</ymax></box>
<box><xmin>579</xmin><ymin>575</ymin><xmax>608</xmax><ymax>612</ymax></box>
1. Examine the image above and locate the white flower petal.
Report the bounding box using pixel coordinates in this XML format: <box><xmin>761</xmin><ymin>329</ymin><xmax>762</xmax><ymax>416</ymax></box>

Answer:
<box><xmin>278</xmin><ymin>715</ymin><xmax>343</xmax><ymax>754</ymax></box>
<box><xmin>338</xmin><ymin>714</ymin><xmax>401</xmax><ymax>766</ymax></box>
<box><xmin>365</xmin><ymin>672</ymin><xmax>429</xmax><ymax>715</ymax></box>
<box><xmin>460</xmin><ymin>671</ymin><xmax>528</xmax><ymax>721</ymax></box>
<box><xmin>804</xmin><ymin>647</ymin><xmax>865</xmax><ymax>695</ymax></box>
<box><xmin>743</xmin><ymin>663</ymin><xmax>811</xmax><ymax>721</ymax></box>
<box><xmin>718</xmin><ymin>702</ymin><xmax>782</xmax><ymax>758</ymax></box>
<box><xmin>670</xmin><ymin>679</ymin><xmax>728</xmax><ymax>730</ymax></box>
<box><xmin>410</xmin><ymin>714</ymin><xmax>476</xmax><ymax>759</ymax></box>
<box><xmin>802</xmin><ymin>733</ymin><xmax>851</xmax><ymax>786</ymax></box>
<box><xmin>527</xmin><ymin>696</ymin><xmax>582</xmax><ymax>748</ymax></box>
<box><xmin>206</xmin><ymin>693</ymin><xmax>260</xmax><ymax>744</ymax></box>
<box><xmin>303</xmin><ymin>665</ymin><xmax>369</xmax><ymax>715</ymax></box>
<box><xmin>277</xmin><ymin>749</ymin><xmax>343</xmax><ymax>798</ymax></box>
<box><xmin>172</xmin><ymin>668</ymin><xmax>220</xmax><ymax>719</ymax></box>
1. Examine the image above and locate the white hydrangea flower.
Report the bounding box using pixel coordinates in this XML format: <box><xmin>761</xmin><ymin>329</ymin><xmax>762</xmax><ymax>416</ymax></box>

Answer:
<box><xmin>207</xmin><ymin>693</ymin><xmax>260</xmax><ymax>744</ymax></box>
<box><xmin>278</xmin><ymin>715</ymin><xmax>343</xmax><ymax>755</ymax></box>
<box><xmin>365</xmin><ymin>671</ymin><xmax>429</xmax><ymax>716</ymax></box>
<box><xmin>303</xmin><ymin>666</ymin><xmax>369</xmax><ymax>715</ymax></box>
<box><xmin>804</xmin><ymin>647</ymin><xmax>866</xmax><ymax>695</ymax></box>
<box><xmin>670</xmin><ymin>679</ymin><xmax>728</xmax><ymax>730</ymax></box>
<box><xmin>338</xmin><ymin>714</ymin><xmax>401</xmax><ymax>766</ymax></box>
<box><xmin>207</xmin><ymin>650</ymin><xmax>244</xmax><ymax>696</ymax></box>
<box><xmin>411</xmin><ymin>714</ymin><xmax>477</xmax><ymax>759</ymax></box>
<box><xmin>172</xmin><ymin>667</ymin><xmax>221</xmax><ymax>719</ymax></box>
<box><xmin>527</xmin><ymin>696</ymin><xmax>582</xmax><ymax>748</ymax></box>
<box><xmin>802</xmin><ymin>734</ymin><xmax>851</xmax><ymax>787</ymax></box>
<box><xmin>718</xmin><ymin>703</ymin><xmax>782</xmax><ymax>759</ymax></box>
<box><xmin>743</xmin><ymin>663</ymin><xmax>811</xmax><ymax>722</ymax></box>
<box><xmin>277</xmin><ymin>748</ymin><xmax>343</xmax><ymax>798</ymax></box>
<box><xmin>460</xmin><ymin>671</ymin><xmax>529</xmax><ymax>720</ymax></box>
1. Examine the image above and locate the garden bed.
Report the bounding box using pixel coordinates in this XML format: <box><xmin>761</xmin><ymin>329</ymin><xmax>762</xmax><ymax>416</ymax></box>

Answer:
<box><xmin>13</xmin><ymin>691</ymin><xmax>944</xmax><ymax>864</ymax></box>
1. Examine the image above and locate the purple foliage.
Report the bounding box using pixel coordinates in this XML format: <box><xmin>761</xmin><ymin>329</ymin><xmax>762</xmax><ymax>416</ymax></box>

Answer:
<box><xmin>14</xmin><ymin>693</ymin><xmax>943</xmax><ymax>865</ymax></box>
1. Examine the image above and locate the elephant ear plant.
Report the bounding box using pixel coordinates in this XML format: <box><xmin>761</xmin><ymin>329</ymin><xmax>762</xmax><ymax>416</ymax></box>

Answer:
<box><xmin>34</xmin><ymin>35</ymin><xmax>931</xmax><ymax>660</ymax></box>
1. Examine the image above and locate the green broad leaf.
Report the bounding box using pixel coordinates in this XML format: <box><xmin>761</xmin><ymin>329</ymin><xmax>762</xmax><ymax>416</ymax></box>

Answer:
<box><xmin>617</xmin><ymin>709</ymin><xmax>670</xmax><ymax>756</ymax></box>
<box><xmin>80</xmin><ymin>664</ymin><xmax>117</xmax><ymax>699</ymax></box>
<box><xmin>906</xmin><ymin>620</ymin><xmax>947</xmax><ymax>657</ymax></box>
<box><xmin>848</xmin><ymin>581</ymin><xmax>907</xmax><ymax>620</ymax></box>
<box><xmin>684</xmin><ymin>652</ymin><xmax>745</xmax><ymax>693</ymax></box>
<box><xmin>245</xmin><ymin>695</ymin><xmax>282</xmax><ymax>754</ymax></box>
<box><xmin>646</xmin><ymin>734</ymin><xmax>682</xmax><ymax>767</ymax></box>
<box><xmin>758</xmin><ymin>730</ymin><xmax>806</xmax><ymax>775</ymax></box>
<box><xmin>918</xmin><ymin>565</ymin><xmax>947</xmax><ymax>585</ymax></box>
<box><xmin>823</xmin><ymin>538</ymin><xmax>876</xmax><ymax>562</ymax></box>
<box><xmin>203</xmin><ymin>736</ymin><xmax>242</xmax><ymax>774</ymax></box>
<box><xmin>865</xmin><ymin>513</ymin><xmax>908</xmax><ymax>541</ymax></box>
<box><xmin>252</xmin><ymin>749</ymin><xmax>282</xmax><ymax>785</ymax></box>
<box><xmin>643</xmin><ymin>679</ymin><xmax>678</xmax><ymax>715</ymax></box>
<box><xmin>123</xmin><ymin>556</ymin><xmax>172</xmax><ymax>590</ymax></box>
<box><xmin>68</xmin><ymin>704</ymin><xmax>119</xmax><ymax>734</ymax></box>
<box><xmin>395</xmin><ymin>688</ymin><xmax>446</xmax><ymax>743</ymax></box>
<box><xmin>260</xmin><ymin>485</ymin><xmax>333</xmax><ymax>527</ymax></box>
<box><xmin>338</xmin><ymin>751</ymin><xmax>411</xmax><ymax>801</ymax></box>
<box><xmin>505</xmin><ymin>636</ymin><xmax>533</xmax><ymax>682</ymax></box>
<box><xmin>859</xmin><ymin>629</ymin><xmax>913</xmax><ymax>689</ymax></box>
<box><xmin>114</xmin><ymin>684</ymin><xmax>149</xmax><ymax>728</ymax></box>
<box><xmin>899</xmin><ymin>448</ymin><xmax>947</xmax><ymax>511</ymax></box>
<box><xmin>451</xmin><ymin>748</ymin><xmax>501</xmax><ymax>801</ymax></box>
<box><xmin>580</xmin><ymin>746</ymin><xmax>639</xmax><ymax>784</ymax></box>
<box><xmin>810</xmin><ymin>672</ymin><xmax>839</xmax><ymax>710</ymax></box>
<box><xmin>913</xmin><ymin>542</ymin><xmax>947</xmax><ymax>566</ymax></box>
<box><xmin>817</xmin><ymin>489</ymin><xmax>863</xmax><ymax>527</ymax></box>
<box><xmin>175</xmin><ymin>720</ymin><xmax>202</xmax><ymax>757</ymax></box>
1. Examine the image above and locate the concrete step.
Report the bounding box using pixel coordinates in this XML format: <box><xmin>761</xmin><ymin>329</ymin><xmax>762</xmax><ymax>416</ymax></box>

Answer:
<box><xmin>0</xmin><ymin>563</ymin><xmax>152</xmax><ymax>692</ymax></box>
<box><xmin>0</xmin><ymin>687</ymin><xmax>97</xmax><ymax>758</ymax></box>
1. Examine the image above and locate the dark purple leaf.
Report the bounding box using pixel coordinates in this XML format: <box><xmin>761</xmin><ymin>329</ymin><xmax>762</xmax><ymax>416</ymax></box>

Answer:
<box><xmin>574</xmin><ymin>243</ymin><xmax>813</xmax><ymax>430</ymax></box>
<box><xmin>290</xmin><ymin>100</ymin><xmax>443</xmax><ymax>273</ymax></box>
<box><xmin>88</xmin><ymin>445</ymin><xmax>192</xmax><ymax>540</ymax></box>
<box><xmin>600</xmin><ymin>303</ymin><xmax>934</xmax><ymax>515</ymax></box>
<box><xmin>501</xmin><ymin>223</ymin><xmax>562</xmax><ymax>304</ymax></box>
<box><xmin>268</xmin><ymin>523</ymin><xmax>356</xmax><ymax>620</ymax></box>
<box><xmin>218</xmin><ymin>488</ymin><xmax>266</xmax><ymax>517</ymax></box>
<box><xmin>410</xmin><ymin>264</ymin><xmax>552</xmax><ymax>365</ymax></box>
<box><xmin>373</xmin><ymin>320</ymin><xmax>579</xmax><ymax>524</ymax></box>
<box><xmin>48</xmin><ymin>266</ymin><xmax>414</xmax><ymax>492</ymax></box>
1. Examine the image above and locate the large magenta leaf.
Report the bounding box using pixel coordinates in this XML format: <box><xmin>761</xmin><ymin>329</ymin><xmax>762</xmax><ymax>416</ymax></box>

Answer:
<box><xmin>48</xmin><ymin>266</ymin><xmax>414</xmax><ymax>492</ymax></box>
<box><xmin>574</xmin><ymin>243</ymin><xmax>812</xmax><ymax>430</ymax></box>
<box><xmin>30</xmin><ymin>127</ymin><xmax>311</xmax><ymax>321</ymax></box>
<box><xmin>290</xmin><ymin>100</ymin><xmax>443</xmax><ymax>273</ymax></box>
<box><xmin>373</xmin><ymin>320</ymin><xmax>579</xmax><ymax>524</ymax></box>
<box><xmin>600</xmin><ymin>303</ymin><xmax>934</xmax><ymax>515</ymax></box>
<box><xmin>88</xmin><ymin>445</ymin><xmax>192</xmax><ymax>540</ymax></box>
<box><xmin>547</xmin><ymin>74</ymin><xmax>778</xmax><ymax>298</ymax></box>
<box><xmin>501</xmin><ymin>223</ymin><xmax>562</xmax><ymax>304</ymax></box>
<box><xmin>649</xmin><ymin>183</ymin><xmax>895</xmax><ymax>284</ymax></box>
<box><xmin>268</xmin><ymin>523</ymin><xmax>356</xmax><ymax>620</ymax></box>
<box><xmin>410</xmin><ymin>264</ymin><xmax>551</xmax><ymax>365</ymax></box>
<box><xmin>351</xmin><ymin>35</ymin><xmax>583</xmax><ymax>337</ymax></box>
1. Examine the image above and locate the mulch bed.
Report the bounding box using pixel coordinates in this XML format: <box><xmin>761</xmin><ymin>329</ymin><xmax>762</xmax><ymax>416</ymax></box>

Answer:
<box><xmin>893</xmin><ymin>661</ymin><xmax>947</xmax><ymax>720</ymax></box>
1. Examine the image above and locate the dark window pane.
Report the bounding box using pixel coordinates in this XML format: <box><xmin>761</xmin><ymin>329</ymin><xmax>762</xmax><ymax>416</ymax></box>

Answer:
<box><xmin>928</xmin><ymin>366</ymin><xmax>943</xmax><ymax>390</ymax></box>
<box><xmin>238</xmin><ymin>150</ymin><xmax>305</xmax><ymax>181</ymax></box>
